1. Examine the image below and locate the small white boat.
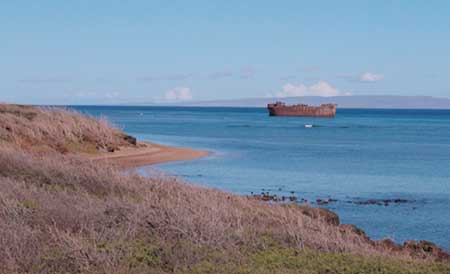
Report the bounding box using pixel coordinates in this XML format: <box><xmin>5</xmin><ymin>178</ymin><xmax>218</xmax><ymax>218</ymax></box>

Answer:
<box><xmin>304</xmin><ymin>124</ymin><xmax>313</xmax><ymax>128</ymax></box>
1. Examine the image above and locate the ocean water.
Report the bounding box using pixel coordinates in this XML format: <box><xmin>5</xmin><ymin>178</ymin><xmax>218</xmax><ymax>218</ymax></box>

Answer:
<box><xmin>71</xmin><ymin>106</ymin><xmax>450</xmax><ymax>249</ymax></box>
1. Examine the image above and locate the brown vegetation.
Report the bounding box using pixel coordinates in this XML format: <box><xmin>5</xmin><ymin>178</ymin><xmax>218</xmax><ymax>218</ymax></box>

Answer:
<box><xmin>0</xmin><ymin>103</ymin><xmax>136</xmax><ymax>154</ymax></box>
<box><xmin>1</xmin><ymin>145</ymin><xmax>449</xmax><ymax>273</ymax></box>
<box><xmin>0</xmin><ymin>104</ymin><xmax>449</xmax><ymax>273</ymax></box>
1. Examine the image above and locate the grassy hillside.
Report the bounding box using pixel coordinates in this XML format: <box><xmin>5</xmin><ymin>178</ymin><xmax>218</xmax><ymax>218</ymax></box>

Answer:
<box><xmin>0</xmin><ymin>104</ymin><xmax>449</xmax><ymax>273</ymax></box>
<box><xmin>0</xmin><ymin>104</ymin><xmax>136</xmax><ymax>154</ymax></box>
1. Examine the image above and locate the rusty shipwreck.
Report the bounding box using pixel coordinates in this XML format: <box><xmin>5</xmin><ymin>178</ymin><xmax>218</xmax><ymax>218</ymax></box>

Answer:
<box><xmin>267</xmin><ymin>102</ymin><xmax>337</xmax><ymax>117</ymax></box>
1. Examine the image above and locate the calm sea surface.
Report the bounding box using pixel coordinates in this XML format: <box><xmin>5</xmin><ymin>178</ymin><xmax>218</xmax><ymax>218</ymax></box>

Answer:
<box><xmin>71</xmin><ymin>106</ymin><xmax>450</xmax><ymax>249</ymax></box>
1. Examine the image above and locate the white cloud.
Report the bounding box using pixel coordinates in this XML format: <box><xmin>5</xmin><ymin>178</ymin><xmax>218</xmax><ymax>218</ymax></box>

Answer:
<box><xmin>164</xmin><ymin>87</ymin><xmax>193</xmax><ymax>101</ymax></box>
<box><xmin>138</xmin><ymin>73</ymin><xmax>192</xmax><ymax>82</ymax></box>
<box><xmin>274</xmin><ymin>81</ymin><xmax>347</xmax><ymax>98</ymax></box>
<box><xmin>359</xmin><ymin>72</ymin><xmax>384</xmax><ymax>82</ymax></box>
<box><xmin>19</xmin><ymin>77</ymin><xmax>71</xmax><ymax>83</ymax></box>
<box><xmin>209</xmin><ymin>70</ymin><xmax>233</xmax><ymax>79</ymax></box>
<box><xmin>75</xmin><ymin>91</ymin><xmax>97</xmax><ymax>98</ymax></box>
<box><xmin>105</xmin><ymin>91</ymin><xmax>119</xmax><ymax>99</ymax></box>
<box><xmin>73</xmin><ymin>91</ymin><xmax>120</xmax><ymax>99</ymax></box>
<box><xmin>240</xmin><ymin>67</ymin><xmax>255</xmax><ymax>79</ymax></box>
<box><xmin>338</xmin><ymin>72</ymin><xmax>384</xmax><ymax>83</ymax></box>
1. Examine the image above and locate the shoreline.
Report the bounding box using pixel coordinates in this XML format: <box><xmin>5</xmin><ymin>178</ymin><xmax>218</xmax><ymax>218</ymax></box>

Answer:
<box><xmin>3</xmin><ymin>103</ymin><xmax>449</xmax><ymax>272</ymax></box>
<box><xmin>88</xmin><ymin>139</ymin><xmax>450</xmax><ymax>256</ymax></box>
<box><xmin>90</xmin><ymin>141</ymin><xmax>209</xmax><ymax>169</ymax></box>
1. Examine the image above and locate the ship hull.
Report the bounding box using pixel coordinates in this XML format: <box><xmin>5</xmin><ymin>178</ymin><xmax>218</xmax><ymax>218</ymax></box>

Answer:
<box><xmin>268</xmin><ymin>104</ymin><xmax>336</xmax><ymax>117</ymax></box>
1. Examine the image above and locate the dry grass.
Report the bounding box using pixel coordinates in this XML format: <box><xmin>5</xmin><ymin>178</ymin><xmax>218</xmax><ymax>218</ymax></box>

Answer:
<box><xmin>0</xmin><ymin>104</ymin><xmax>449</xmax><ymax>273</ymax></box>
<box><xmin>1</xmin><ymin>145</ymin><xmax>449</xmax><ymax>273</ymax></box>
<box><xmin>0</xmin><ymin>104</ymin><xmax>135</xmax><ymax>154</ymax></box>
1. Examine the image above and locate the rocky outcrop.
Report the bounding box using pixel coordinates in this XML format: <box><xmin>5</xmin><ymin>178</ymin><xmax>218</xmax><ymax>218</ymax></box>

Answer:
<box><xmin>121</xmin><ymin>133</ymin><xmax>137</xmax><ymax>145</ymax></box>
<box><xmin>403</xmin><ymin>240</ymin><xmax>450</xmax><ymax>261</ymax></box>
<box><xmin>252</xmin><ymin>194</ymin><xmax>450</xmax><ymax>262</ymax></box>
<box><xmin>302</xmin><ymin>206</ymin><xmax>341</xmax><ymax>226</ymax></box>
<box><xmin>351</xmin><ymin>198</ymin><xmax>412</xmax><ymax>206</ymax></box>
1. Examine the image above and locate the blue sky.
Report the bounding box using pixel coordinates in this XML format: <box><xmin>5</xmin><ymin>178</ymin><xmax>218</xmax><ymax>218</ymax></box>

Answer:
<box><xmin>1</xmin><ymin>0</ymin><xmax>449</xmax><ymax>104</ymax></box>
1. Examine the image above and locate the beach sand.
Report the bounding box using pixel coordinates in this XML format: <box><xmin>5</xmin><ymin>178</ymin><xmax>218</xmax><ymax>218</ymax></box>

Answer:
<box><xmin>90</xmin><ymin>142</ymin><xmax>209</xmax><ymax>169</ymax></box>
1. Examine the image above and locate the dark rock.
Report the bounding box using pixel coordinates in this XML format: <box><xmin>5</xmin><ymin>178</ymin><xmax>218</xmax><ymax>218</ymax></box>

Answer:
<box><xmin>339</xmin><ymin>224</ymin><xmax>368</xmax><ymax>239</ymax></box>
<box><xmin>403</xmin><ymin>240</ymin><xmax>450</xmax><ymax>261</ymax></box>
<box><xmin>356</xmin><ymin>199</ymin><xmax>380</xmax><ymax>205</ymax></box>
<box><xmin>353</xmin><ymin>198</ymin><xmax>412</xmax><ymax>206</ymax></box>
<box><xmin>316</xmin><ymin>198</ymin><xmax>338</xmax><ymax>205</ymax></box>
<box><xmin>393</xmin><ymin>198</ymin><xmax>409</xmax><ymax>203</ymax></box>
<box><xmin>249</xmin><ymin>191</ymin><xmax>300</xmax><ymax>204</ymax></box>
<box><xmin>298</xmin><ymin>206</ymin><xmax>340</xmax><ymax>226</ymax></box>
<box><xmin>316</xmin><ymin>207</ymin><xmax>340</xmax><ymax>226</ymax></box>
<box><xmin>122</xmin><ymin>134</ymin><xmax>137</xmax><ymax>145</ymax></box>
<box><xmin>375</xmin><ymin>238</ymin><xmax>402</xmax><ymax>252</ymax></box>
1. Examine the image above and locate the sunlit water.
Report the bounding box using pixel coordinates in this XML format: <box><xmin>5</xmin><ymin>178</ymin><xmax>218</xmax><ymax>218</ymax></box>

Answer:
<box><xmin>72</xmin><ymin>106</ymin><xmax>450</xmax><ymax>249</ymax></box>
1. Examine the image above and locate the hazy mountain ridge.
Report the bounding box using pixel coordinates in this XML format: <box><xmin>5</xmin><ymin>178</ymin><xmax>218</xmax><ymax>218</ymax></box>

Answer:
<box><xmin>167</xmin><ymin>95</ymin><xmax>450</xmax><ymax>109</ymax></box>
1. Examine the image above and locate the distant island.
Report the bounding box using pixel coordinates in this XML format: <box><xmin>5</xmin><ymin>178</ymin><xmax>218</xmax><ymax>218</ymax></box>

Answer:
<box><xmin>153</xmin><ymin>95</ymin><xmax>450</xmax><ymax>109</ymax></box>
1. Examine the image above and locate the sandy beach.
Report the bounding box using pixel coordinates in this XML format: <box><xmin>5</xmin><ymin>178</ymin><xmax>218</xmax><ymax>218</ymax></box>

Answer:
<box><xmin>90</xmin><ymin>141</ymin><xmax>209</xmax><ymax>169</ymax></box>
